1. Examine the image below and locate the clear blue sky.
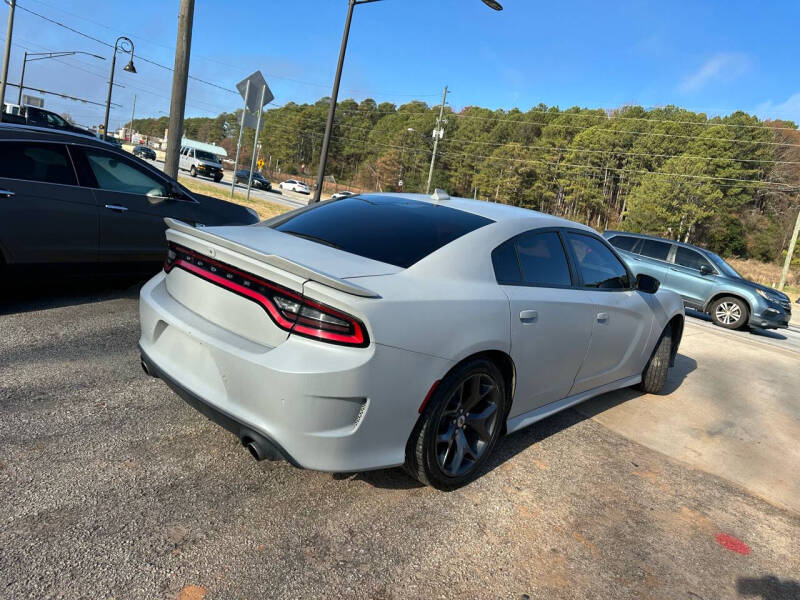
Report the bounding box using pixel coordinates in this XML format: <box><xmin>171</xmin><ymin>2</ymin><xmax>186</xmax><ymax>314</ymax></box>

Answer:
<box><xmin>4</xmin><ymin>0</ymin><xmax>800</xmax><ymax>130</ymax></box>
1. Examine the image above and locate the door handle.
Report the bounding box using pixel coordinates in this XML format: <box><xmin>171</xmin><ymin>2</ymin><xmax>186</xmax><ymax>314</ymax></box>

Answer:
<box><xmin>596</xmin><ymin>312</ymin><xmax>609</xmax><ymax>323</ymax></box>
<box><xmin>669</xmin><ymin>267</ymin><xmax>679</xmax><ymax>271</ymax></box>
<box><xmin>104</xmin><ymin>204</ymin><xmax>129</xmax><ymax>212</ymax></box>
<box><xmin>519</xmin><ymin>309</ymin><xmax>538</xmax><ymax>323</ymax></box>
<box><xmin>0</xmin><ymin>188</ymin><xmax>15</xmax><ymax>198</ymax></box>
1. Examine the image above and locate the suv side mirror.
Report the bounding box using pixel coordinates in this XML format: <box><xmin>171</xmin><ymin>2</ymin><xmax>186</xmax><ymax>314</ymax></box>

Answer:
<box><xmin>636</xmin><ymin>273</ymin><xmax>660</xmax><ymax>294</ymax></box>
<box><xmin>699</xmin><ymin>264</ymin><xmax>713</xmax><ymax>275</ymax></box>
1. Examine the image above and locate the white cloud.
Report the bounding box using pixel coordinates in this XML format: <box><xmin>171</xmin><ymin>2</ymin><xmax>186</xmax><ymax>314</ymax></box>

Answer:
<box><xmin>678</xmin><ymin>53</ymin><xmax>750</xmax><ymax>93</ymax></box>
<box><xmin>754</xmin><ymin>92</ymin><xmax>800</xmax><ymax>124</ymax></box>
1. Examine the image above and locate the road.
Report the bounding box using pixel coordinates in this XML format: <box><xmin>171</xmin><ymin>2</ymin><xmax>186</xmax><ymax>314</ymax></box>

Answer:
<box><xmin>146</xmin><ymin>158</ymin><xmax>311</xmax><ymax>210</ymax></box>
<box><xmin>1</xmin><ymin>282</ymin><xmax>798</xmax><ymax>599</ymax></box>
<box><xmin>684</xmin><ymin>308</ymin><xmax>800</xmax><ymax>354</ymax></box>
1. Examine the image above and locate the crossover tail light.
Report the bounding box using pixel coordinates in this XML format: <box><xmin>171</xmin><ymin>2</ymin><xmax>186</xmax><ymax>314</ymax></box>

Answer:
<box><xmin>164</xmin><ymin>242</ymin><xmax>368</xmax><ymax>347</ymax></box>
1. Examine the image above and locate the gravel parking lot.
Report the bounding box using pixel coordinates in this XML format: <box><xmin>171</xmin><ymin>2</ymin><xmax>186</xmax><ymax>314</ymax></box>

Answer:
<box><xmin>1</xmin><ymin>279</ymin><xmax>799</xmax><ymax>599</ymax></box>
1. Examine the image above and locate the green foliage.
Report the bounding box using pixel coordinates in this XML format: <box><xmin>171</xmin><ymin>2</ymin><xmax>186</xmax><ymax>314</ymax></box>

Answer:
<box><xmin>132</xmin><ymin>98</ymin><xmax>800</xmax><ymax>263</ymax></box>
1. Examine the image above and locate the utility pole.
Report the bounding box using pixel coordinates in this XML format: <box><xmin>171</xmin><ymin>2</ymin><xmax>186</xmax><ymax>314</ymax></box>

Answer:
<box><xmin>779</xmin><ymin>200</ymin><xmax>800</xmax><ymax>290</ymax></box>
<box><xmin>425</xmin><ymin>85</ymin><xmax>448</xmax><ymax>194</ymax></box>
<box><xmin>0</xmin><ymin>0</ymin><xmax>16</xmax><ymax>121</ymax></box>
<box><xmin>129</xmin><ymin>94</ymin><xmax>136</xmax><ymax>142</ymax></box>
<box><xmin>164</xmin><ymin>0</ymin><xmax>194</xmax><ymax>179</ymax></box>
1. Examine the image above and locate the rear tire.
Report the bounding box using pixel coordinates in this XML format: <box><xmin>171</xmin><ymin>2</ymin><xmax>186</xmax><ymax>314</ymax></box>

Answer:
<box><xmin>638</xmin><ymin>328</ymin><xmax>672</xmax><ymax>394</ymax></box>
<box><xmin>709</xmin><ymin>296</ymin><xmax>749</xmax><ymax>330</ymax></box>
<box><xmin>405</xmin><ymin>358</ymin><xmax>507</xmax><ymax>490</ymax></box>
<box><xmin>190</xmin><ymin>166</ymin><xmax>197</xmax><ymax>177</ymax></box>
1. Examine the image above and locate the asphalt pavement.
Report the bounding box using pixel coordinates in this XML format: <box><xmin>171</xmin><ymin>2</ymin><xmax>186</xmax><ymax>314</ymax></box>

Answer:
<box><xmin>1</xmin><ymin>281</ymin><xmax>798</xmax><ymax>599</ymax></box>
<box><xmin>145</xmin><ymin>158</ymin><xmax>310</xmax><ymax>210</ymax></box>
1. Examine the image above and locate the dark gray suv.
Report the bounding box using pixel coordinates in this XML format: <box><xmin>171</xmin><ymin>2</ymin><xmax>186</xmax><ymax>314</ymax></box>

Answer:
<box><xmin>0</xmin><ymin>124</ymin><xmax>258</xmax><ymax>276</ymax></box>
<box><xmin>604</xmin><ymin>231</ymin><xmax>791</xmax><ymax>330</ymax></box>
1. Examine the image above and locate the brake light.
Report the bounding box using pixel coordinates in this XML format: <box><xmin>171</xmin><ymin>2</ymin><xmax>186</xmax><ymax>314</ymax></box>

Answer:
<box><xmin>164</xmin><ymin>243</ymin><xmax>368</xmax><ymax>347</ymax></box>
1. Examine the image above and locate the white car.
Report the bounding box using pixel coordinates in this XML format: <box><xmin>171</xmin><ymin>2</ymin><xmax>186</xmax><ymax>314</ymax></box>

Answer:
<box><xmin>279</xmin><ymin>179</ymin><xmax>310</xmax><ymax>194</ymax></box>
<box><xmin>330</xmin><ymin>190</ymin><xmax>356</xmax><ymax>200</ymax></box>
<box><xmin>139</xmin><ymin>191</ymin><xmax>684</xmax><ymax>489</ymax></box>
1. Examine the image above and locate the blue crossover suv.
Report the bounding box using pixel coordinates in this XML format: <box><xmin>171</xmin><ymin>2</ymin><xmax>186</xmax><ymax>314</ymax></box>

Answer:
<box><xmin>603</xmin><ymin>231</ymin><xmax>791</xmax><ymax>330</ymax></box>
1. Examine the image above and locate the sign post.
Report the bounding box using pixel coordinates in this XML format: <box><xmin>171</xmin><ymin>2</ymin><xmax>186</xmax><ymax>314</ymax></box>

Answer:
<box><xmin>230</xmin><ymin>71</ymin><xmax>273</xmax><ymax>199</ymax></box>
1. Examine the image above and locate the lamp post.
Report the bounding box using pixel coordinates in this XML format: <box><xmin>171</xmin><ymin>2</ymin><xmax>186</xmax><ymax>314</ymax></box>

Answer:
<box><xmin>312</xmin><ymin>0</ymin><xmax>503</xmax><ymax>202</ymax></box>
<box><xmin>103</xmin><ymin>36</ymin><xmax>136</xmax><ymax>141</ymax></box>
<box><xmin>17</xmin><ymin>51</ymin><xmax>105</xmax><ymax>105</ymax></box>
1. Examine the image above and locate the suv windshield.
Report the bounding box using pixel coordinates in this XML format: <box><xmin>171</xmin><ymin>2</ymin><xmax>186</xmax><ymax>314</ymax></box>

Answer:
<box><xmin>706</xmin><ymin>251</ymin><xmax>742</xmax><ymax>279</ymax></box>
<box><xmin>195</xmin><ymin>150</ymin><xmax>219</xmax><ymax>162</ymax></box>
<box><xmin>268</xmin><ymin>195</ymin><xmax>493</xmax><ymax>268</ymax></box>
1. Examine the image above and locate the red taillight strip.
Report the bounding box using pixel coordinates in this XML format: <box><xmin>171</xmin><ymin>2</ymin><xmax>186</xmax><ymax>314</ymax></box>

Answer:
<box><xmin>165</xmin><ymin>244</ymin><xmax>367</xmax><ymax>347</ymax></box>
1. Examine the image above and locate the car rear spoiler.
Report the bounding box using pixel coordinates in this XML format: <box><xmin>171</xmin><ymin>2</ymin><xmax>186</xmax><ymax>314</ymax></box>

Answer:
<box><xmin>163</xmin><ymin>218</ymin><xmax>380</xmax><ymax>298</ymax></box>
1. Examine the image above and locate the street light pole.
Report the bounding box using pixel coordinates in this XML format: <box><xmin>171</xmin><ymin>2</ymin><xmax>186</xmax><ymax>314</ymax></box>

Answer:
<box><xmin>17</xmin><ymin>50</ymin><xmax>105</xmax><ymax>105</ymax></box>
<box><xmin>103</xmin><ymin>36</ymin><xmax>136</xmax><ymax>141</ymax></box>
<box><xmin>0</xmin><ymin>0</ymin><xmax>17</xmax><ymax>120</ymax></box>
<box><xmin>312</xmin><ymin>0</ymin><xmax>381</xmax><ymax>203</ymax></box>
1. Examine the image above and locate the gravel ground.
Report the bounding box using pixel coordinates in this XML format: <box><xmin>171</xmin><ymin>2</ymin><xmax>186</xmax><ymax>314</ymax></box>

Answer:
<box><xmin>1</xmin><ymin>280</ymin><xmax>798</xmax><ymax>600</ymax></box>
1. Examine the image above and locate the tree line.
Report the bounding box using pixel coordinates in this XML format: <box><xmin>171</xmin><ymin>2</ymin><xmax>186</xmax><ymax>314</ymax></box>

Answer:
<box><xmin>130</xmin><ymin>98</ymin><xmax>800</xmax><ymax>263</ymax></box>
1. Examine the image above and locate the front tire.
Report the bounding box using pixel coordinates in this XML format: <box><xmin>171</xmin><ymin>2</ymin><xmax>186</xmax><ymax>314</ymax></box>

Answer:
<box><xmin>405</xmin><ymin>358</ymin><xmax>507</xmax><ymax>490</ymax></box>
<box><xmin>710</xmin><ymin>296</ymin><xmax>749</xmax><ymax>330</ymax></box>
<box><xmin>214</xmin><ymin>174</ymin><xmax>222</xmax><ymax>183</ymax></box>
<box><xmin>638</xmin><ymin>328</ymin><xmax>672</xmax><ymax>394</ymax></box>
<box><xmin>190</xmin><ymin>166</ymin><xmax>197</xmax><ymax>177</ymax></box>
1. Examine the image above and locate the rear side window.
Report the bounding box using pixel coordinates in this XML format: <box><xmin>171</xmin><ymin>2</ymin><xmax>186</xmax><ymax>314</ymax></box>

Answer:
<box><xmin>566</xmin><ymin>232</ymin><xmax>631</xmax><ymax>289</ymax></box>
<box><xmin>674</xmin><ymin>246</ymin><xmax>714</xmax><ymax>272</ymax></box>
<box><xmin>0</xmin><ymin>142</ymin><xmax>76</xmax><ymax>185</ymax></box>
<box><xmin>608</xmin><ymin>235</ymin><xmax>639</xmax><ymax>252</ymax></box>
<box><xmin>639</xmin><ymin>239</ymin><xmax>671</xmax><ymax>261</ymax></box>
<box><xmin>516</xmin><ymin>231</ymin><xmax>571</xmax><ymax>286</ymax></box>
<box><xmin>270</xmin><ymin>196</ymin><xmax>493</xmax><ymax>268</ymax></box>
<box><xmin>491</xmin><ymin>239</ymin><xmax>522</xmax><ymax>284</ymax></box>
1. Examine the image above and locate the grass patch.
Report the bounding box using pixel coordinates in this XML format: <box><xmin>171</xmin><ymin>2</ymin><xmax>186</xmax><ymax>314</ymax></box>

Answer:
<box><xmin>179</xmin><ymin>177</ymin><xmax>290</xmax><ymax>220</ymax></box>
<box><xmin>726</xmin><ymin>257</ymin><xmax>798</xmax><ymax>290</ymax></box>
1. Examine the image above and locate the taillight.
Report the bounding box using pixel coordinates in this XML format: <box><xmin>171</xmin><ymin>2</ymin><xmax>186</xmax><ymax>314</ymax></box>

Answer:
<box><xmin>164</xmin><ymin>242</ymin><xmax>368</xmax><ymax>347</ymax></box>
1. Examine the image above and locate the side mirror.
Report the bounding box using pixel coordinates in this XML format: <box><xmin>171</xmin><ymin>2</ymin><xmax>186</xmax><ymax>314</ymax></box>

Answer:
<box><xmin>636</xmin><ymin>273</ymin><xmax>660</xmax><ymax>294</ymax></box>
<box><xmin>699</xmin><ymin>264</ymin><xmax>713</xmax><ymax>275</ymax></box>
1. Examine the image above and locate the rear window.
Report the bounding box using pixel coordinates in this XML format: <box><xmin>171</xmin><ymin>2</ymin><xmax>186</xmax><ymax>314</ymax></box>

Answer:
<box><xmin>269</xmin><ymin>196</ymin><xmax>493</xmax><ymax>268</ymax></box>
<box><xmin>639</xmin><ymin>239</ymin><xmax>672</xmax><ymax>261</ymax></box>
<box><xmin>608</xmin><ymin>235</ymin><xmax>639</xmax><ymax>252</ymax></box>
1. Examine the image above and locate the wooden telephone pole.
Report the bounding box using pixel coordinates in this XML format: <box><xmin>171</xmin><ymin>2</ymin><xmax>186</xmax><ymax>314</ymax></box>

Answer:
<box><xmin>164</xmin><ymin>0</ymin><xmax>195</xmax><ymax>179</ymax></box>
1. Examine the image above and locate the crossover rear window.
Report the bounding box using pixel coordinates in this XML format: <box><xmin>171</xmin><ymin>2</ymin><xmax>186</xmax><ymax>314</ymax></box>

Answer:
<box><xmin>268</xmin><ymin>195</ymin><xmax>494</xmax><ymax>268</ymax></box>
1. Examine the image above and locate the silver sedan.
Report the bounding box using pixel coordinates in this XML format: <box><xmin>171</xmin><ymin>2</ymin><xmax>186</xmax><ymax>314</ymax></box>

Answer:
<box><xmin>139</xmin><ymin>191</ymin><xmax>685</xmax><ymax>489</ymax></box>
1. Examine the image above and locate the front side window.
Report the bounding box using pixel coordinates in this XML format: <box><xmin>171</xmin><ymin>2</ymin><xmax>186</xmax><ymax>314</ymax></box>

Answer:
<box><xmin>566</xmin><ymin>232</ymin><xmax>630</xmax><ymax>289</ymax></box>
<box><xmin>515</xmin><ymin>231</ymin><xmax>572</xmax><ymax>286</ymax></box>
<box><xmin>83</xmin><ymin>149</ymin><xmax>166</xmax><ymax>196</ymax></box>
<box><xmin>638</xmin><ymin>239</ymin><xmax>672</xmax><ymax>261</ymax></box>
<box><xmin>674</xmin><ymin>246</ymin><xmax>714</xmax><ymax>272</ymax></box>
<box><xmin>0</xmin><ymin>141</ymin><xmax>76</xmax><ymax>185</ymax></box>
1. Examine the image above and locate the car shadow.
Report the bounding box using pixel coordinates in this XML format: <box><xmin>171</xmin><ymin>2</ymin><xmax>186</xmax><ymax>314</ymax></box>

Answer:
<box><xmin>359</xmin><ymin>353</ymin><xmax>698</xmax><ymax>491</ymax></box>
<box><xmin>685</xmin><ymin>308</ymin><xmax>788</xmax><ymax>340</ymax></box>
<box><xmin>0</xmin><ymin>274</ymin><xmax>147</xmax><ymax>316</ymax></box>
<box><xmin>736</xmin><ymin>575</ymin><xmax>800</xmax><ymax>600</ymax></box>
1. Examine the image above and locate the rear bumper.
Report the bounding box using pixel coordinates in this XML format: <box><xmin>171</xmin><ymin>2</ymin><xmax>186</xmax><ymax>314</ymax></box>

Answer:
<box><xmin>138</xmin><ymin>272</ymin><xmax>452</xmax><ymax>472</ymax></box>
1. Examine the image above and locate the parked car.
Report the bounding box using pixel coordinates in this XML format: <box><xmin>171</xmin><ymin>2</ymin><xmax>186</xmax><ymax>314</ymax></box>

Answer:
<box><xmin>234</xmin><ymin>170</ymin><xmax>271</xmax><ymax>190</ymax></box>
<box><xmin>279</xmin><ymin>179</ymin><xmax>310</xmax><ymax>194</ymax></box>
<box><xmin>139</xmin><ymin>191</ymin><xmax>684</xmax><ymax>490</ymax></box>
<box><xmin>330</xmin><ymin>190</ymin><xmax>356</xmax><ymax>200</ymax></box>
<box><xmin>133</xmin><ymin>145</ymin><xmax>156</xmax><ymax>160</ymax></box>
<box><xmin>179</xmin><ymin>146</ymin><xmax>224</xmax><ymax>182</ymax></box>
<box><xmin>2</xmin><ymin>103</ymin><xmax>92</xmax><ymax>136</ymax></box>
<box><xmin>0</xmin><ymin>123</ymin><xmax>259</xmax><ymax>276</ymax></box>
<box><xmin>604</xmin><ymin>231</ymin><xmax>792</xmax><ymax>330</ymax></box>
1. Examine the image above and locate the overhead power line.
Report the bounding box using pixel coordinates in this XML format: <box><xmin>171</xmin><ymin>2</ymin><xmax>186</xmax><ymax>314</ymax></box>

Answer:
<box><xmin>15</xmin><ymin>2</ymin><xmax>238</xmax><ymax>95</ymax></box>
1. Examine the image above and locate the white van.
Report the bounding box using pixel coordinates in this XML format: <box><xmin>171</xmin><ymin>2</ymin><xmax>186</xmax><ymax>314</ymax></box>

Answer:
<box><xmin>179</xmin><ymin>146</ymin><xmax>224</xmax><ymax>182</ymax></box>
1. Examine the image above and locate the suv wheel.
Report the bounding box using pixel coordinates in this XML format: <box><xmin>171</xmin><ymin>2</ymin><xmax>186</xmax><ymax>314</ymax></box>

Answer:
<box><xmin>405</xmin><ymin>358</ymin><xmax>507</xmax><ymax>490</ymax></box>
<box><xmin>190</xmin><ymin>166</ymin><xmax>197</xmax><ymax>177</ymax></box>
<box><xmin>710</xmin><ymin>296</ymin><xmax>749</xmax><ymax>330</ymax></box>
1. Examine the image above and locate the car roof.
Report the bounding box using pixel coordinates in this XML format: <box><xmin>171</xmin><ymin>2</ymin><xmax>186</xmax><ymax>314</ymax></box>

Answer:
<box><xmin>371</xmin><ymin>192</ymin><xmax>590</xmax><ymax>229</ymax></box>
<box><xmin>0</xmin><ymin>122</ymin><xmax>117</xmax><ymax>147</ymax></box>
<box><xmin>604</xmin><ymin>230</ymin><xmax>714</xmax><ymax>255</ymax></box>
